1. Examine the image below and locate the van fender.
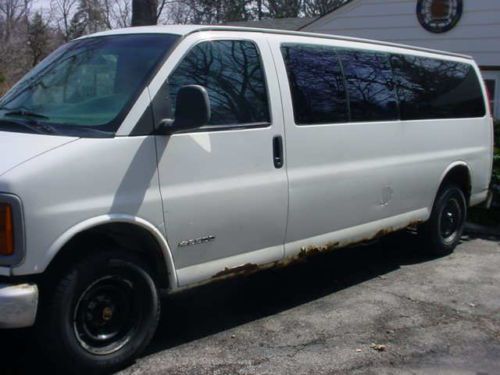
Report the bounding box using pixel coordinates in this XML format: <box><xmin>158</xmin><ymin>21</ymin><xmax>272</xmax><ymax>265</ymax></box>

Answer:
<box><xmin>430</xmin><ymin>160</ymin><xmax>471</xmax><ymax>209</ymax></box>
<box><xmin>44</xmin><ymin>214</ymin><xmax>178</xmax><ymax>289</ymax></box>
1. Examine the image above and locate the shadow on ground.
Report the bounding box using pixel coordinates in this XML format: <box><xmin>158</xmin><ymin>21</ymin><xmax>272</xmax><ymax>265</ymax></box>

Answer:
<box><xmin>0</xmin><ymin>231</ymin><xmax>453</xmax><ymax>374</ymax></box>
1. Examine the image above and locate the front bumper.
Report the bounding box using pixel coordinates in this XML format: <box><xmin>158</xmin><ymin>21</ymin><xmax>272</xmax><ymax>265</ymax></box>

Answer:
<box><xmin>0</xmin><ymin>283</ymin><xmax>38</xmax><ymax>328</ymax></box>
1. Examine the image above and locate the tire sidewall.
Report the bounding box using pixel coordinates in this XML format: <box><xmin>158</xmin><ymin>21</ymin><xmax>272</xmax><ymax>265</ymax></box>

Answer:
<box><xmin>41</xmin><ymin>251</ymin><xmax>160</xmax><ymax>373</ymax></box>
<box><xmin>428</xmin><ymin>185</ymin><xmax>467</xmax><ymax>255</ymax></box>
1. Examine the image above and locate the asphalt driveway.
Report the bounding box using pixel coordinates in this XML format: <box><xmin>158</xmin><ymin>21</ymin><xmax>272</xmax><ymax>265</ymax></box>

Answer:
<box><xmin>2</xmin><ymin>230</ymin><xmax>500</xmax><ymax>374</ymax></box>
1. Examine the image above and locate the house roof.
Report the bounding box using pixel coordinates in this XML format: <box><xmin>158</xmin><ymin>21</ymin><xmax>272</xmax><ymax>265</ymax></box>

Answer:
<box><xmin>225</xmin><ymin>17</ymin><xmax>317</xmax><ymax>31</ymax></box>
<box><xmin>298</xmin><ymin>0</ymin><xmax>356</xmax><ymax>30</ymax></box>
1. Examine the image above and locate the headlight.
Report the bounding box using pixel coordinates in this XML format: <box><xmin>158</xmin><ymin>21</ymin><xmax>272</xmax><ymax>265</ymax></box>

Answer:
<box><xmin>0</xmin><ymin>203</ymin><xmax>15</xmax><ymax>256</ymax></box>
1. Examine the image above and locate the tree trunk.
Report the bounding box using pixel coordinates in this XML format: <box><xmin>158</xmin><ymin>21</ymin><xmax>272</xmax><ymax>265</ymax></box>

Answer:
<box><xmin>131</xmin><ymin>0</ymin><xmax>158</xmax><ymax>26</ymax></box>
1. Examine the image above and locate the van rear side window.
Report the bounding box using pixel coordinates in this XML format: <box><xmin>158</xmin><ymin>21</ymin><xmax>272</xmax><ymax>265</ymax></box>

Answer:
<box><xmin>391</xmin><ymin>55</ymin><xmax>486</xmax><ymax>120</ymax></box>
<box><xmin>337</xmin><ymin>49</ymin><xmax>399</xmax><ymax>122</ymax></box>
<box><xmin>281</xmin><ymin>44</ymin><xmax>349</xmax><ymax>125</ymax></box>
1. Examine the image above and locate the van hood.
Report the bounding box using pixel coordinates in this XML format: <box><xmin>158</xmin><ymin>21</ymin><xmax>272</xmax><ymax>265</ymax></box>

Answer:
<box><xmin>0</xmin><ymin>131</ymin><xmax>77</xmax><ymax>177</ymax></box>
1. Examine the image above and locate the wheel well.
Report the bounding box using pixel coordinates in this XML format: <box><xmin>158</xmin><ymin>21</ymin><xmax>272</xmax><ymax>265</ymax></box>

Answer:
<box><xmin>439</xmin><ymin>165</ymin><xmax>472</xmax><ymax>203</ymax></box>
<box><xmin>43</xmin><ymin>223</ymin><xmax>170</xmax><ymax>290</ymax></box>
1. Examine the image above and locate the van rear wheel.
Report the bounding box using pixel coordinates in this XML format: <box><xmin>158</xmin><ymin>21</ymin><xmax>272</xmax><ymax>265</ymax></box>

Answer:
<box><xmin>419</xmin><ymin>184</ymin><xmax>467</xmax><ymax>256</ymax></box>
<box><xmin>37</xmin><ymin>251</ymin><xmax>160</xmax><ymax>374</ymax></box>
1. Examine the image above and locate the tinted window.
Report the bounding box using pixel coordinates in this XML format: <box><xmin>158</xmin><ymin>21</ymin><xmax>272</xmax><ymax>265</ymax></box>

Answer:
<box><xmin>391</xmin><ymin>55</ymin><xmax>486</xmax><ymax>120</ymax></box>
<box><xmin>337</xmin><ymin>49</ymin><xmax>398</xmax><ymax>122</ymax></box>
<box><xmin>168</xmin><ymin>40</ymin><xmax>270</xmax><ymax>126</ymax></box>
<box><xmin>0</xmin><ymin>34</ymin><xmax>178</xmax><ymax>135</ymax></box>
<box><xmin>281</xmin><ymin>44</ymin><xmax>348</xmax><ymax>125</ymax></box>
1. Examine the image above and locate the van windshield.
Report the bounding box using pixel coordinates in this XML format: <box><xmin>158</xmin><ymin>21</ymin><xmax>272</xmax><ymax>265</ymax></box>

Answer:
<box><xmin>0</xmin><ymin>33</ymin><xmax>178</xmax><ymax>137</ymax></box>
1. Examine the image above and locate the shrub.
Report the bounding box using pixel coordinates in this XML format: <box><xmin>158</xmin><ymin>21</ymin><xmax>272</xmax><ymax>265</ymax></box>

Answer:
<box><xmin>493</xmin><ymin>121</ymin><xmax>500</xmax><ymax>186</ymax></box>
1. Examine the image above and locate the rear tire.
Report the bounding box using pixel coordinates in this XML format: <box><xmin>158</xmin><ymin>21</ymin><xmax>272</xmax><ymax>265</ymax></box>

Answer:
<box><xmin>37</xmin><ymin>250</ymin><xmax>160</xmax><ymax>374</ymax></box>
<box><xmin>419</xmin><ymin>184</ymin><xmax>467</xmax><ymax>256</ymax></box>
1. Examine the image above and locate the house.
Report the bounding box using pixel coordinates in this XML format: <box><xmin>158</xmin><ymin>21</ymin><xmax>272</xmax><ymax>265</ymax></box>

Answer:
<box><xmin>225</xmin><ymin>17</ymin><xmax>316</xmax><ymax>31</ymax></box>
<box><xmin>302</xmin><ymin>0</ymin><xmax>500</xmax><ymax>119</ymax></box>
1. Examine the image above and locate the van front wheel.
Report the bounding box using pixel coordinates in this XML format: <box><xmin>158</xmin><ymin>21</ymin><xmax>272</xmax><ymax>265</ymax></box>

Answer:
<box><xmin>38</xmin><ymin>251</ymin><xmax>160</xmax><ymax>374</ymax></box>
<box><xmin>420</xmin><ymin>184</ymin><xmax>467</xmax><ymax>256</ymax></box>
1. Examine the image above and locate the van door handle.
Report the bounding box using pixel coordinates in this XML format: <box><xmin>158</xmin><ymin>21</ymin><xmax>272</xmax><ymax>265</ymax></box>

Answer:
<box><xmin>273</xmin><ymin>135</ymin><xmax>284</xmax><ymax>169</ymax></box>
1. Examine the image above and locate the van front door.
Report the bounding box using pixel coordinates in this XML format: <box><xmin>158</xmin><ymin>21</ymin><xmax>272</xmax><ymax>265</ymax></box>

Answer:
<box><xmin>151</xmin><ymin>34</ymin><xmax>288</xmax><ymax>287</ymax></box>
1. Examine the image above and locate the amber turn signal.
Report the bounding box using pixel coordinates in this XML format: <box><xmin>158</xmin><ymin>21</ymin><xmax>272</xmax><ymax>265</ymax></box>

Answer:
<box><xmin>0</xmin><ymin>203</ymin><xmax>15</xmax><ymax>256</ymax></box>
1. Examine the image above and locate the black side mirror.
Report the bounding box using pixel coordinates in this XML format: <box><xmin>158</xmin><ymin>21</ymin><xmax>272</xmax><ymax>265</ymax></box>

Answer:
<box><xmin>159</xmin><ymin>85</ymin><xmax>211</xmax><ymax>134</ymax></box>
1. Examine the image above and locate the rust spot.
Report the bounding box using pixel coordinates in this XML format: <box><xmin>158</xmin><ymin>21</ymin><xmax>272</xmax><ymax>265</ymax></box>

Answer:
<box><xmin>294</xmin><ymin>241</ymin><xmax>342</xmax><ymax>262</ymax></box>
<box><xmin>209</xmin><ymin>220</ymin><xmax>424</xmax><ymax>283</ymax></box>
<box><xmin>407</xmin><ymin>220</ymin><xmax>424</xmax><ymax>230</ymax></box>
<box><xmin>212</xmin><ymin>263</ymin><xmax>260</xmax><ymax>279</ymax></box>
<box><xmin>372</xmin><ymin>228</ymin><xmax>393</xmax><ymax>240</ymax></box>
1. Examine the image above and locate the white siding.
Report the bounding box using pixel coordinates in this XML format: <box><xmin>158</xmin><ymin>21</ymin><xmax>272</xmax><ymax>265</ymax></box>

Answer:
<box><xmin>304</xmin><ymin>0</ymin><xmax>500</xmax><ymax>67</ymax></box>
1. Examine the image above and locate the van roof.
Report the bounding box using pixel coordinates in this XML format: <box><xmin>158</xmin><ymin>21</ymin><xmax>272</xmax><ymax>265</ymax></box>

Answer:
<box><xmin>86</xmin><ymin>25</ymin><xmax>473</xmax><ymax>60</ymax></box>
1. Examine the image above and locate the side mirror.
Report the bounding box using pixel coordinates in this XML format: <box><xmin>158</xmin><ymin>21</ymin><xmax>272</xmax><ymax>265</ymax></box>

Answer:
<box><xmin>159</xmin><ymin>85</ymin><xmax>211</xmax><ymax>134</ymax></box>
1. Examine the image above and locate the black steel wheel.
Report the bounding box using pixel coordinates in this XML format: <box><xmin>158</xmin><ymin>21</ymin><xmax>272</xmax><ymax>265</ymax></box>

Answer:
<box><xmin>38</xmin><ymin>251</ymin><xmax>160</xmax><ymax>374</ymax></box>
<box><xmin>419</xmin><ymin>184</ymin><xmax>467</xmax><ymax>256</ymax></box>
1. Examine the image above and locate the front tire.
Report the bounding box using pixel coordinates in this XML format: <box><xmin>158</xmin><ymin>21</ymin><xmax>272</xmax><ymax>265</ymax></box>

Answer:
<box><xmin>419</xmin><ymin>184</ymin><xmax>467</xmax><ymax>256</ymax></box>
<box><xmin>37</xmin><ymin>251</ymin><xmax>160</xmax><ymax>374</ymax></box>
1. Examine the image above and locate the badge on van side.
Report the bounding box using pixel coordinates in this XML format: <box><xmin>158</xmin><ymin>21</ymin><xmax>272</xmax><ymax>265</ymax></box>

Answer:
<box><xmin>178</xmin><ymin>235</ymin><xmax>216</xmax><ymax>248</ymax></box>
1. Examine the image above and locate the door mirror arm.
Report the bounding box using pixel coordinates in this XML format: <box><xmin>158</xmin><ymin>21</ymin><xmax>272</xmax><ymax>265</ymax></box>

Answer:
<box><xmin>156</xmin><ymin>118</ymin><xmax>175</xmax><ymax>135</ymax></box>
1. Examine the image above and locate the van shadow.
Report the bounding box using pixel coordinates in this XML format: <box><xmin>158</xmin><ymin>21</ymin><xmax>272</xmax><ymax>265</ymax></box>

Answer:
<box><xmin>0</xmin><ymin>231</ymin><xmax>439</xmax><ymax>374</ymax></box>
<box><xmin>461</xmin><ymin>230</ymin><xmax>500</xmax><ymax>245</ymax></box>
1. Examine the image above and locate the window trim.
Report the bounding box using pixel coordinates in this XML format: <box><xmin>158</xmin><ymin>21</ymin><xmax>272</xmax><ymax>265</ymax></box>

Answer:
<box><xmin>158</xmin><ymin>37</ymin><xmax>273</xmax><ymax>133</ymax></box>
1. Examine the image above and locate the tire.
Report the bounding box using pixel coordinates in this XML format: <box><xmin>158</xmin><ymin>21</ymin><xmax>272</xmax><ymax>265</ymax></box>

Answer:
<box><xmin>419</xmin><ymin>184</ymin><xmax>467</xmax><ymax>256</ymax></box>
<box><xmin>37</xmin><ymin>250</ymin><xmax>160</xmax><ymax>374</ymax></box>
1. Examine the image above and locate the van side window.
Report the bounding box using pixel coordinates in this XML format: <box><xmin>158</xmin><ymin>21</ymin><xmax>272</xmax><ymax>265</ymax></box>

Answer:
<box><xmin>337</xmin><ymin>49</ymin><xmax>399</xmax><ymax>122</ymax></box>
<box><xmin>391</xmin><ymin>55</ymin><xmax>486</xmax><ymax>120</ymax></box>
<box><xmin>168</xmin><ymin>40</ymin><xmax>270</xmax><ymax>126</ymax></box>
<box><xmin>281</xmin><ymin>44</ymin><xmax>348</xmax><ymax>125</ymax></box>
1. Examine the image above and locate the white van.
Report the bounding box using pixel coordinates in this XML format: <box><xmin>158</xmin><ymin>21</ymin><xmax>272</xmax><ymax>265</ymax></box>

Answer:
<box><xmin>0</xmin><ymin>26</ymin><xmax>493</xmax><ymax>372</ymax></box>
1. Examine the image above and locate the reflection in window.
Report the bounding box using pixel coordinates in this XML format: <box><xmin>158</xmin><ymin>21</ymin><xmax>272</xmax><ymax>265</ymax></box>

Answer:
<box><xmin>337</xmin><ymin>49</ymin><xmax>398</xmax><ymax>122</ymax></box>
<box><xmin>281</xmin><ymin>44</ymin><xmax>348</xmax><ymax>125</ymax></box>
<box><xmin>168</xmin><ymin>40</ymin><xmax>270</xmax><ymax>126</ymax></box>
<box><xmin>0</xmin><ymin>34</ymin><xmax>177</xmax><ymax>129</ymax></box>
<box><xmin>391</xmin><ymin>55</ymin><xmax>486</xmax><ymax>120</ymax></box>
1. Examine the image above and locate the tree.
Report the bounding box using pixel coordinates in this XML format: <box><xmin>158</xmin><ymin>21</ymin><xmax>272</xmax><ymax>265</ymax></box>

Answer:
<box><xmin>51</xmin><ymin>0</ymin><xmax>79</xmax><ymax>41</ymax></box>
<box><xmin>266</xmin><ymin>0</ymin><xmax>301</xmax><ymax>18</ymax></box>
<box><xmin>131</xmin><ymin>0</ymin><xmax>157</xmax><ymax>26</ymax></box>
<box><xmin>27</xmin><ymin>12</ymin><xmax>49</xmax><ymax>66</ymax></box>
<box><xmin>302</xmin><ymin>0</ymin><xmax>351</xmax><ymax>17</ymax></box>
<box><xmin>109</xmin><ymin>0</ymin><xmax>131</xmax><ymax>28</ymax></box>
<box><xmin>0</xmin><ymin>0</ymin><xmax>32</xmax><ymax>41</ymax></box>
<box><xmin>66</xmin><ymin>0</ymin><xmax>106</xmax><ymax>39</ymax></box>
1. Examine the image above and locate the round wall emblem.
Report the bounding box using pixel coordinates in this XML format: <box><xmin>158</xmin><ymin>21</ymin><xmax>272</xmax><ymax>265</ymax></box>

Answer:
<box><xmin>417</xmin><ymin>0</ymin><xmax>463</xmax><ymax>34</ymax></box>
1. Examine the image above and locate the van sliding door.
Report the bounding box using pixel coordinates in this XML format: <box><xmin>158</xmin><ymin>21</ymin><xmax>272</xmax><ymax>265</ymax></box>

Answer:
<box><xmin>269</xmin><ymin>37</ymin><xmax>418</xmax><ymax>258</ymax></box>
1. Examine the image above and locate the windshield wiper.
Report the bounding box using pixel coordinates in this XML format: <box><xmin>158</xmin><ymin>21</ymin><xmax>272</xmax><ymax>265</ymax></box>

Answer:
<box><xmin>4</xmin><ymin>109</ymin><xmax>49</xmax><ymax>120</ymax></box>
<box><xmin>0</xmin><ymin>118</ymin><xmax>56</xmax><ymax>135</ymax></box>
